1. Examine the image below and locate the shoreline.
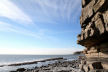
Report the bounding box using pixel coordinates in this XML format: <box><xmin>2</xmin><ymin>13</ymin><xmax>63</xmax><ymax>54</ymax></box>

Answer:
<box><xmin>9</xmin><ymin>57</ymin><xmax>82</xmax><ymax>72</ymax></box>
<box><xmin>0</xmin><ymin>57</ymin><xmax>64</xmax><ymax>67</ymax></box>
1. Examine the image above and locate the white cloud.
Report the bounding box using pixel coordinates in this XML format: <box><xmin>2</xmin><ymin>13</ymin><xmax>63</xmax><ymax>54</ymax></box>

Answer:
<box><xmin>0</xmin><ymin>0</ymin><xmax>32</xmax><ymax>24</ymax></box>
<box><xmin>0</xmin><ymin>22</ymin><xmax>58</xmax><ymax>40</ymax></box>
<box><xmin>0</xmin><ymin>22</ymin><xmax>41</xmax><ymax>39</ymax></box>
<box><xmin>17</xmin><ymin>0</ymin><xmax>80</xmax><ymax>24</ymax></box>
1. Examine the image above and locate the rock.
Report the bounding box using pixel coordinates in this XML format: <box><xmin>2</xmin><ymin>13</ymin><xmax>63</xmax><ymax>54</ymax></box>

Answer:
<box><xmin>82</xmin><ymin>0</ymin><xmax>90</xmax><ymax>7</ymax></box>
<box><xmin>78</xmin><ymin>0</ymin><xmax>108</xmax><ymax>47</ymax></box>
<box><xmin>16</xmin><ymin>68</ymin><xmax>26</xmax><ymax>72</ymax></box>
<box><xmin>103</xmin><ymin>11</ymin><xmax>108</xmax><ymax>31</ymax></box>
<box><xmin>90</xmin><ymin>62</ymin><xmax>103</xmax><ymax>70</ymax></box>
<box><xmin>99</xmin><ymin>52</ymin><xmax>108</xmax><ymax>58</ymax></box>
<box><xmin>77</xmin><ymin>34</ymin><xmax>81</xmax><ymax>41</ymax></box>
<box><xmin>57</xmin><ymin>70</ymin><xmax>70</xmax><ymax>72</ymax></box>
<box><xmin>95</xmin><ymin>17</ymin><xmax>105</xmax><ymax>34</ymax></box>
<box><xmin>100</xmin><ymin>48</ymin><xmax>108</xmax><ymax>52</ymax></box>
<box><xmin>23</xmin><ymin>60</ymin><xmax>81</xmax><ymax>72</ymax></box>
<box><xmin>78</xmin><ymin>0</ymin><xmax>108</xmax><ymax>71</ymax></box>
<box><xmin>81</xmin><ymin>60</ymin><xmax>86</xmax><ymax>65</ymax></box>
<box><xmin>93</xmin><ymin>0</ymin><xmax>105</xmax><ymax>12</ymax></box>
<box><xmin>10</xmin><ymin>71</ymin><xmax>17</xmax><ymax>72</ymax></box>
<box><xmin>83</xmin><ymin>65</ymin><xmax>90</xmax><ymax>72</ymax></box>
<box><xmin>42</xmin><ymin>68</ymin><xmax>50</xmax><ymax>70</ymax></box>
<box><xmin>99</xmin><ymin>42</ymin><xmax>108</xmax><ymax>48</ymax></box>
<box><xmin>80</xmin><ymin>0</ymin><xmax>96</xmax><ymax>26</ymax></box>
<box><xmin>89</xmin><ymin>70</ymin><xmax>104</xmax><ymax>72</ymax></box>
<box><xmin>78</xmin><ymin>56</ymin><xmax>86</xmax><ymax>60</ymax></box>
<box><xmin>79</xmin><ymin>64</ymin><xmax>83</xmax><ymax>71</ymax></box>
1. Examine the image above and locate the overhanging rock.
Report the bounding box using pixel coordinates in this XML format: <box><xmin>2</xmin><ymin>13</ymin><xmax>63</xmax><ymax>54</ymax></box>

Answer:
<box><xmin>78</xmin><ymin>0</ymin><xmax>108</xmax><ymax>72</ymax></box>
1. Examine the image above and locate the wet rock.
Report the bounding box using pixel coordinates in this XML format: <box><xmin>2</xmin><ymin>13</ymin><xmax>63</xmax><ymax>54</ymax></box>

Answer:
<box><xmin>57</xmin><ymin>70</ymin><xmax>71</xmax><ymax>72</ymax></box>
<box><xmin>16</xmin><ymin>68</ymin><xmax>26</xmax><ymax>72</ymax></box>
<box><xmin>10</xmin><ymin>71</ymin><xmax>17</xmax><ymax>72</ymax></box>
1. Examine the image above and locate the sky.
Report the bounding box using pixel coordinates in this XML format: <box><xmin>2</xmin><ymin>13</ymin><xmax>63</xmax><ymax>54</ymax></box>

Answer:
<box><xmin>0</xmin><ymin>0</ymin><xmax>84</xmax><ymax>55</ymax></box>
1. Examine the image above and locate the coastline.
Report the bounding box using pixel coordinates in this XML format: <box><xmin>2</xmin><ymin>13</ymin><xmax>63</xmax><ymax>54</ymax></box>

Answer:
<box><xmin>9</xmin><ymin>56</ymin><xmax>82</xmax><ymax>72</ymax></box>
<box><xmin>8</xmin><ymin>57</ymin><xmax>64</xmax><ymax>66</ymax></box>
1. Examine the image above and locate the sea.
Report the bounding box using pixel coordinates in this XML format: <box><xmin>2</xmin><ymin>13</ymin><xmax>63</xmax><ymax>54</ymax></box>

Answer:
<box><xmin>0</xmin><ymin>54</ymin><xmax>80</xmax><ymax>72</ymax></box>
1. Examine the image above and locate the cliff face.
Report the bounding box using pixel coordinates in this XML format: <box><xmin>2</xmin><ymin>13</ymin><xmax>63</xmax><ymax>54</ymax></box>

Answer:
<box><xmin>78</xmin><ymin>0</ymin><xmax>108</xmax><ymax>72</ymax></box>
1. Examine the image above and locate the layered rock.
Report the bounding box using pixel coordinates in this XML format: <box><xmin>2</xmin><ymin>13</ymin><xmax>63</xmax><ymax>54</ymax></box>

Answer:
<box><xmin>78</xmin><ymin>0</ymin><xmax>108</xmax><ymax>72</ymax></box>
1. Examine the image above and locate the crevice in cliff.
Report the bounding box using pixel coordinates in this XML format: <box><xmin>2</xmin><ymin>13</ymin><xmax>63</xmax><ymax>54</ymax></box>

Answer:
<box><xmin>81</xmin><ymin>11</ymin><xmax>96</xmax><ymax>29</ymax></box>
<box><xmin>82</xmin><ymin>0</ymin><xmax>91</xmax><ymax>8</ymax></box>
<box><xmin>99</xmin><ymin>14</ymin><xmax>106</xmax><ymax>31</ymax></box>
<box><xmin>99</xmin><ymin>0</ymin><xmax>108</xmax><ymax>13</ymax></box>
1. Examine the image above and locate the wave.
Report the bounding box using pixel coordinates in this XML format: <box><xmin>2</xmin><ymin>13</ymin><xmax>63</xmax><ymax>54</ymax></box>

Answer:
<box><xmin>0</xmin><ymin>57</ymin><xmax>64</xmax><ymax>67</ymax></box>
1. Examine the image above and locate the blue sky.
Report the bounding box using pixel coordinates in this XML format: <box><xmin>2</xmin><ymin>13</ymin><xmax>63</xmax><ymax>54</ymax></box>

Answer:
<box><xmin>0</xmin><ymin>0</ymin><xmax>84</xmax><ymax>55</ymax></box>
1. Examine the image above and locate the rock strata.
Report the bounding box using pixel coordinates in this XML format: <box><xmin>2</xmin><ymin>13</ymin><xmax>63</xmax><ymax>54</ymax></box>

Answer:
<box><xmin>78</xmin><ymin>0</ymin><xmax>108</xmax><ymax>72</ymax></box>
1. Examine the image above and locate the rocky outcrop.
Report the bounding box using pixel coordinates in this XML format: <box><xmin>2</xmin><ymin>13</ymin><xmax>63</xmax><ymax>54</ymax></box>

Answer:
<box><xmin>78</xmin><ymin>0</ymin><xmax>108</xmax><ymax>72</ymax></box>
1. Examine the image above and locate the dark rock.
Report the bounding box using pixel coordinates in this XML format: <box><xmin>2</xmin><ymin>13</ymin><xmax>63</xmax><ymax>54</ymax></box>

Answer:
<box><xmin>92</xmin><ymin>62</ymin><xmax>103</xmax><ymax>69</ymax></box>
<box><xmin>10</xmin><ymin>71</ymin><xmax>17</xmax><ymax>72</ymax></box>
<box><xmin>16</xmin><ymin>68</ymin><xmax>26</xmax><ymax>72</ymax></box>
<box><xmin>57</xmin><ymin>70</ymin><xmax>71</xmax><ymax>72</ymax></box>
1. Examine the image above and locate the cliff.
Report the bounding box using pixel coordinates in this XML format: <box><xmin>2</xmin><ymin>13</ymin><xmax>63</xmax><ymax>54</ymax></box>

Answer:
<box><xmin>78</xmin><ymin>0</ymin><xmax>108</xmax><ymax>72</ymax></box>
